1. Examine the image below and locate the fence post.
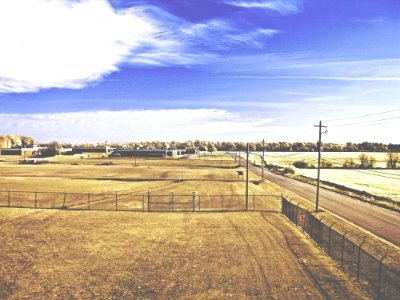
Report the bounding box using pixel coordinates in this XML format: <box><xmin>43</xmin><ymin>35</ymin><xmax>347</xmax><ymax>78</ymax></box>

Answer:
<box><xmin>341</xmin><ymin>231</ymin><xmax>349</xmax><ymax>267</ymax></box>
<box><xmin>52</xmin><ymin>193</ymin><xmax>55</xmax><ymax>209</ymax></box>
<box><xmin>290</xmin><ymin>202</ymin><xmax>294</xmax><ymax>221</ymax></box>
<box><xmin>170</xmin><ymin>192</ymin><xmax>174</xmax><ymax>212</ymax></box>
<box><xmin>192</xmin><ymin>192</ymin><xmax>195</xmax><ymax>212</ymax></box>
<box><xmin>310</xmin><ymin>214</ymin><xmax>314</xmax><ymax>239</ymax></box>
<box><xmin>115</xmin><ymin>193</ymin><xmax>118</xmax><ymax>211</ymax></box>
<box><xmin>142</xmin><ymin>194</ymin><xmax>145</xmax><ymax>212</ymax></box>
<box><xmin>357</xmin><ymin>238</ymin><xmax>367</xmax><ymax>280</ymax></box>
<box><xmin>88</xmin><ymin>193</ymin><xmax>90</xmax><ymax>210</ymax></box>
<box><xmin>63</xmin><ymin>193</ymin><xmax>67</xmax><ymax>208</ymax></box>
<box><xmin>328</xmin><ymin>223</ymin><xmax>335</xmax><ymax>256</ymax></box>
<box><xmin>302</xmin><ymin>210</ymin><xmax>308</xmax><ymax>232</ymax></box>
<box><xmin>377</xmin><ymin>254</ymin><xmax>387</xmax><ymax>299</ymax></box>
<box><xmin>35</xmin><ymin>192</ymin><xmax>38</xmax><ymax>209</ymax></box>
<box><xmin>319</xmin><ymin>217</ymin><xmax>325</xmax><ymax>245</ymax></box>
<box><xmin>148</xmin><ymin>191</ymin><xmax>151</xmax><ymax>212</ymax></box>
<box><xmin>8</xmin><ymin>191</ymin><xmax>10</xmax><ymax>207</ymax></box>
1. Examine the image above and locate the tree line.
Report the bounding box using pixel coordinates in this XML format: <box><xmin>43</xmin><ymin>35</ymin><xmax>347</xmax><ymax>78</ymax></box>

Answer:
<box><xmin>61</xmin><ymin>141</ymin><xmax>400</xmax><ymax>152</ymax></box>
<box><xmin>2</xmin><ymin>135</ymin><xmax>400</xmax><ymax>153</ymax></box>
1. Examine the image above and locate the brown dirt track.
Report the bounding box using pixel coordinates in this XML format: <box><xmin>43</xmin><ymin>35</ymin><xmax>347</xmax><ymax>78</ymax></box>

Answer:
<box><xmin>0</xmin><ymin>209</ymin><xmax>369</xmax><ymax>299</ymax></box>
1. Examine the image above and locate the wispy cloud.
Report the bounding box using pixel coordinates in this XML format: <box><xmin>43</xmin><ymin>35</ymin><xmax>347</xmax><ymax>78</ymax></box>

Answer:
<box><xmin>0</xmin><ymin>0</ymin><xmax>279</xmax><ymax>93</ymax></box>
<box><xmin>0</xmin><ymin>109</ymin><xmax>274</xmax><ymax>142</ymax></box>
<box><xmin>208</xmin><ymin>54</ymin><xmax>400</xmax><ymax>79</ymax></box>
<box><xmin>354</xmin><ymin>17</ymin><xmax>388</xmax><ymax>25</ymax></box>
<box><xmin>225</xmin><ymin>76</ymin><xmax>400</xmax><ymax>81</ymax></box>
<box><xmin>179</xmin><ymin>19</ymin><xmax>279</xmax><ymax>50</ymax></box>
<box><xmin>224</xmin><ymin>0</ymin><xmax>301</xmax><ymax>15</ymax></box>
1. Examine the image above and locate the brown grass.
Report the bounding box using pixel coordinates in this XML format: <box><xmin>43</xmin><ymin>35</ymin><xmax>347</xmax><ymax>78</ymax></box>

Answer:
<box><xmin>0</xmin><ymin>155</ymin><xmax>264</xmax><ymax>195</ymax></box>
<box><xmin>0</xmin><ymin>153</ymin><xmax>378</xmax><ymax>298</ymax></box>
<box><xmin>0</xmin><ymin>209</ymin><xmax>370</xmax><ymax>299</ymax></box>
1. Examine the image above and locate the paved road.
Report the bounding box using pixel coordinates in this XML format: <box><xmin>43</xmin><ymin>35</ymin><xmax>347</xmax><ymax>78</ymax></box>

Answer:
<box><xmin>244</xmin><ymin>162</ymin><xmax>400</xmax><ymax>246</ymax></box>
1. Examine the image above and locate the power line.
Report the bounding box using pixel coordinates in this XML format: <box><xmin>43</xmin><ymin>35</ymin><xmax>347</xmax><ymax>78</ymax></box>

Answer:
<box><xmin>323</xmin><ymin>108</ymin><xmax>400</xmax><ymax>122</ymax></box>
<box><xmin>329</xmin><ymin>116</ymin><xmax>400</xmax><ymax>127</ymax></box>
<box><xmin>352</xmin><ymin>169</ymin><xmax>400</xmax><ymax>180</ymax></box>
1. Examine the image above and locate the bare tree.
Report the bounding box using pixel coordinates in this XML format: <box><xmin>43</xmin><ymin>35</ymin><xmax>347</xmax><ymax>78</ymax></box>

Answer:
<box><xmin>359</xmin><ymin>153</ymin><xmax>369</xmax><ymax>168</ymax></box>
<box><xmin>387</xmin><ymin>152</ymin><xmax>399</xmax><ymax>169</ymax></box>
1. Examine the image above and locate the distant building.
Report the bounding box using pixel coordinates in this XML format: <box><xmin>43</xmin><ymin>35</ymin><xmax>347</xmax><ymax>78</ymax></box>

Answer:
<box><xmin>0</xmin><ymin>145</ymin><xmax>48</xmax><ymax>156</ymax></box>
<box><xmin>110</xmin><ymin>148</ymin><xmax>185</xmax><ymax>158</ymax></box>
<box><xmin>184</xmin><ymin>147</ymin><xmax>199</xmax><ymax>154</ymax></box>
<box><xmin>0</xmin><ymin>148</ymin><xmax>22</xmax><ymax>155</ymax></box>
<box><xmin>71</xmin><ymin>146</ymin><xmax>114</xmax><ymax>156</ymax></box>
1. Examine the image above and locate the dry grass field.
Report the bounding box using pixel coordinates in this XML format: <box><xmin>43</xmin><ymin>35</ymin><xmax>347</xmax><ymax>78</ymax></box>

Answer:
<box><xmin>248</xmin><ymin>151</ymin><xmax>399</xmax><ymax>169</ymax></box>
<box><xmin>298</xmin><ymin>169</ymin><xmax>400</xmax><ymax>202</ymax></box>
<box><xmin>0</xmin><ymin>154</ymin><xmax>271</xmax><ymax>196</ymax></box>
<box><xmin>0</xmin><ymin>208</ymin><xmax>370</xmax><ymax>299</ymax></box>
<box><xmin>0</xmin><ymin>153</ymin><xmax>384</xmax><ymax>298</ymax></box>
<box><xmin>246</xmin><ymin>151</ymin><xmax>400</xmax><ymax>203</ymax></box>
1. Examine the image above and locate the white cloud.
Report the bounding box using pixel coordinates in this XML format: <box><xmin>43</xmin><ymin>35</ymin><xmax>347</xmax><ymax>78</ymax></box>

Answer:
<box><xmin>1</xmin><ymin>107</ymin><xmax>399</xmax><ymax>143</ymax></box>
<box><xmin>224</xmin><ymin>0</ymin><xmax>301</xmax><ymax>15</ymax></box>
<box><xmin>0</xmin><ymin>109</ymin><xmax>274</xmax><ymax>143</ymax></box>
<box><xmin>0</xmin><ymin>0</ymin><xmax>281</xmax><ymax>93</ymax></box>
<box><xmin>179</xmin><ymin>19</ymin><xmax>279</xmax><ymax>51</ymax></box>
<box><xmin>0</xmin><ymin>0</ymin><xmax>167</xmax><ymax>93</ymax></box>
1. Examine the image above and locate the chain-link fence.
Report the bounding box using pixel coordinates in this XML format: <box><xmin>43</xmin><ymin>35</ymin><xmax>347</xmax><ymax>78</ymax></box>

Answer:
<box><xmin>282</xmin><ymin>197</ymin><xmax>400</xmax><ymax>299</ymax></box>
<box><xmin>0</xmin><ymin>190</ymin><xmax>281</xmax><ymax>212</ymax></box>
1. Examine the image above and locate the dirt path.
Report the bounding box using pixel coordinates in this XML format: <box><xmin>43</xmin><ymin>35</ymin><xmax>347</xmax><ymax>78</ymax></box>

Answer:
<box><xmin>0</xmin><ymin>208</ymin><xmax>370</xmax><ymax>299</ymax></box>
<box><xmin>247</xmin><ymin>163</ymin><xmax>400</xmax><ymax>246</ymax></box>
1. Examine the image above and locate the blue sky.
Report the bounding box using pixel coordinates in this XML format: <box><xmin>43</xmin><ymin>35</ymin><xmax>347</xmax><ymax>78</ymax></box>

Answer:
<box><xmin>0</xmin><ymin>0</ymin><xmax>400</xmax><ymax>143</ymax></box>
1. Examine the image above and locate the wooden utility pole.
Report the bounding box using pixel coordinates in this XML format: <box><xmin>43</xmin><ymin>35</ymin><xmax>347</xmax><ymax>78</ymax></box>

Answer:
<box><xmin>314</xmin><ymin>121</ymin><xmax>328</xmax><ymax>212</ymax></box>
<box><xmin>246</xmin><ymin>143</ymin><xmax>249</xmax><ymax>211</ymax></box>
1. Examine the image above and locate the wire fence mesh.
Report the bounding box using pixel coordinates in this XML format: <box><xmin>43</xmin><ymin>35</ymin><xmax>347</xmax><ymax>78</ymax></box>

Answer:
<box><xmin>0</xmin><ymin>190</ymin><xmax>281</xmax><ymax>213</ymax></box>
<box><xmin>282</xmin><ymin>197</ymin><xmax>400</xmax><ymax>300</ymax></box>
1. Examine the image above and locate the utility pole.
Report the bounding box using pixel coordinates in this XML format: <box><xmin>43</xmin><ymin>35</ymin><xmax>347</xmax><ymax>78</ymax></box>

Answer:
<box><xmin>246</xmin><ymin>143</ymin><xmax>249</xmax><ymax>211</ymax></box>
<box><xmin>314</xmin><ymin>121</ymin><xmax>328</xmax><ymax>212</ymax></box>
<box><xmin>262</xmin><ymin>138</ymin><xmax>265</xmax><ymax>181</ymax></box>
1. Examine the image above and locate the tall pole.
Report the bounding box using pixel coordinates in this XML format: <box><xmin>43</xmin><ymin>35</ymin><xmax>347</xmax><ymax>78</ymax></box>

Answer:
<box><xmin>314</xmin><ymin>121</ymin><xmax>327</xmax><ymax>212</ymax></box>
<box><xmin>262</xmin><ymin>138</ymin><xmax>265</xmax><ymax>181</ymax></box>
<box><xmin>246</xmin><ymin>143</ymin><xmax>249</xmax><ymax>211</ymax></box>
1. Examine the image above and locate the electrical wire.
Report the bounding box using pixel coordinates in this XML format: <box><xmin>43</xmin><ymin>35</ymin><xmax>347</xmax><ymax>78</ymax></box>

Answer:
<box><xmin>327</xmin><ymin>116</ymin><xmax>400</xmax><ymax>127</ymax></box>
<box><xmin>323</xmin><ymin>108</ymin><xmax>400</xmax><ymax>122</ymax></box>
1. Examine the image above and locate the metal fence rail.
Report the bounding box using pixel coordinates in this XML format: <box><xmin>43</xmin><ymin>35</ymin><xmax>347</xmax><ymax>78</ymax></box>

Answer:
<box><xmin>0</xmin><ymin>190</ymin><xmax>281</xmax><ymax>212</ymax></box>
<box><xmin>282</xmin><ymin>197</ymin><xmax>400</xmax><ymax>300</ymax></box>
